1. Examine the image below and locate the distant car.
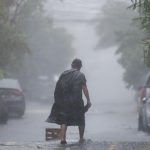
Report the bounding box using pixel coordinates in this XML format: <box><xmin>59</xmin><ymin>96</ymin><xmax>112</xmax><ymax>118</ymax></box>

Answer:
<box><xmin>137</xmin><ymin>74</ymin><xmax>150</xmax><ymax>131</ymax></box>
<box><xmin>0</xmin><ymin>79</ymin><xmax>25</xmax><ymax>117</ymax></box>
<box><xmin>0</xmin><ymin>99</ymin><xmax>8</xmax><ymax>124</ymax></box>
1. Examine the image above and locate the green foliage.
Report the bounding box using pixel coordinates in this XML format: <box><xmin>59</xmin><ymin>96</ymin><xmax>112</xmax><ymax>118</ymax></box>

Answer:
<box><xmin>14</xmin><ymin>0</ymin><xmax>74</xmax><ymax>72</ymax></box>
<box><xmin>12</xmin><ymin>0</ymin><xmax>74</xmax><ymax>100</ymax></box>
<box><xmin>0</xmin><ymin>0</ymin><xmax>74</xmax><ymax>101</ymax></box>
<box><xmin>130</xmin><ymin>0</ymin><xmax>150</xmax><ymax>67</ymax></box>
<box><xmin>0</xmin><ymin>23</ymin><xmax>28</xmax><ymax>67</ymax></box>
<box><xmin>0</xmin><ymin>0</ymin><xmax>29</xmax><ymax>73</ymax></box>
<box><xmin>16</xmin><ymin>0</ymin><xmax>74</xmax><ymax>76</ymax></box>
<box><xmin>131</xmin><ymin>0</ymin><xmax>150</xmax><ymax>41</ymax></box>
<box><xmin>96</xmin><ymin>0</ymin><xmax>149</xmax><ymax>89</ymax></box>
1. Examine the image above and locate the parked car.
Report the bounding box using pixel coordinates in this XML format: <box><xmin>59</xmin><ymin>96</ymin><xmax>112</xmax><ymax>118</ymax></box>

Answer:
<box><xmin>0</xmin><ymin>98</ymin><xmax>8</xmax><ymax>124</ymax></box>
<box><xmin>0</xmin><ymin>79</ymin><xmax>25</xmax><ymax>117</ymax></box>
<box><xmin>137</xmin><ymin>74</ymin><xmax>150</xmax><ymax>131</ymax></box>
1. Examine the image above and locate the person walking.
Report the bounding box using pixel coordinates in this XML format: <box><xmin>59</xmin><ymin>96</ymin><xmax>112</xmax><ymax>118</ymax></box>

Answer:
<box><xmin>46</xmin><ymin>58</ymin><xmax>91</xmax><ymax>144</ymax></box>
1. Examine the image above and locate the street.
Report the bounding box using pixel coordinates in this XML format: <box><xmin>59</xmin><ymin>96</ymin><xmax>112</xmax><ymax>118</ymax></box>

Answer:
<box><xmin>0</xmin><ymin>100</ymin><xmax>150</xmax><ymax>150</ymax></box>
<box><xmin>0</xmin><ymin>0</ymin><xmax>150</xmax><ymax>149</ymax></box>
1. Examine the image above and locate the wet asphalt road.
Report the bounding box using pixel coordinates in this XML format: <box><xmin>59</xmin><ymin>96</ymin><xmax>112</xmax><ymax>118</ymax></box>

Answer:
<box><xmin>1</xmin><ymin>140</ymin><xmax>150</xmax><ymax>150</ymax></box>
<box><xmin>0</xmin><ymin>101</ymin><xmax>150</xmax><ymax>150</ymax></box>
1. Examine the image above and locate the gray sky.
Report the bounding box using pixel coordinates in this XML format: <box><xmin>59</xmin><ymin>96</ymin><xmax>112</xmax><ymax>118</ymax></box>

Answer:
<box><xmin>46</xmin><ymin>0</ymin><xmax>104</xmax><ymax>21</ymax></box>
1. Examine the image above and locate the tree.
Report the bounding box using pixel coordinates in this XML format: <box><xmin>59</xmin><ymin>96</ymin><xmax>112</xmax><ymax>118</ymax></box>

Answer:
<box><xmin>0</xmin><ymin>0</ymin><xmax>74</xmax><ymax>101</ymax></box>
<box><xmin>96</xmin><ymin>0</ymin><xmax>149</xmax><ymax>89</ymax></box>
<box><xmin>0</xmin><ymin>0</ymin><xmax>29</xmax><ymax>76</ymax></box>
<box><xmin>130</xmin><ymin>0</ymin><xmax>150</xmax><ymax>65</ymax></box>
<box><xmin>13</xmin><ymin>0</ymin><xmax>74</xmax><ymax>101</ymax></box>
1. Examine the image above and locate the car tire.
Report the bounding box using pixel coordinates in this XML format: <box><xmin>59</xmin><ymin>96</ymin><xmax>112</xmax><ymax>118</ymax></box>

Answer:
<box><xmin>138</xmin><ymin>115</ymin><xmax>144</xmax><ymax>131</ymax></box>
<box><xmin>0</xmin><ymin>112</ymin><xmax>8</xmax><ymax>124</ymax></box>
<box><xmin>141</xmin><ymin>104</ymin><xmax>150</xmax><ymax>132</ymax></box>
<box><xmin>17</xmin><ymin>101</ymin><xmax>25</xmax><ymax>117</ymax></box>
<box><xmin>0</xmin><ymin>113</ymin><xmax>8</xmax><ymax>124</ymax></box>
<box><xmin>0</xmin><ymin>105</ymin><xmax>8</xmax><ymax>124</ymax></box>
<box><xmin>17</xmin><ymin>110</ymin><xmax>25</xmax><ymax>117</ymax></box>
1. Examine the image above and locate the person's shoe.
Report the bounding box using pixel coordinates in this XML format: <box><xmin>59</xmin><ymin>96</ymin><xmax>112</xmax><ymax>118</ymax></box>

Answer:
<box><xmin>60</xmin><ymin>140</ymin><xmax>67</xmax><ymax>145</ymax></box>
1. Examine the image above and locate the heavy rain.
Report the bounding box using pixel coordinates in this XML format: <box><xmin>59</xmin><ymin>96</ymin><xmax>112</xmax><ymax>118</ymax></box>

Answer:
<box><xmin>0</xmin><ymin>0</ymin><xmax>150</xmax><ymax>150</ymax></box>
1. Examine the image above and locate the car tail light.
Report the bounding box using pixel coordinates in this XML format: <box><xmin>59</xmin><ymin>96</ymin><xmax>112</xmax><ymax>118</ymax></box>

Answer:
<box><xmin>140</xmin><ymin>87</ymin><xmax>146</xmax><ymax>101</ymax></box>
<box><xmin>12</xmin><ymin>89</ymin><xmax>23</xmax><ymax>96</ymax></box>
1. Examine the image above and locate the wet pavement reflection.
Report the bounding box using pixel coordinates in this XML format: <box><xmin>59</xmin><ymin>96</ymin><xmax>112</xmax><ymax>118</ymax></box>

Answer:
<box><xmin>1</xmin><ymin>140</ymin><xmax>150</xmax><ymax>150</ymax></box>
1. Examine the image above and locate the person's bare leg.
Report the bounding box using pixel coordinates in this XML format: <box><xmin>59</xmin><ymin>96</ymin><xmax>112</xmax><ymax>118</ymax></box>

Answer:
<box><xmin>78</xmin><ymin>125</ymin><xmax>85</xmax><ymax>143</ymax></box>
<box><xmin>60</xmin><ymin>124</ymin><xmax>67</xmax><ymax>142</ymax></box>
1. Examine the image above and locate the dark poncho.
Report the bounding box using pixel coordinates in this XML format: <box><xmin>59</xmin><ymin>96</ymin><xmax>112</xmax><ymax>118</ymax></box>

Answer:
<box><xmin>46</xmin><ymin>69</ymin><xmax>86</xmax><ymax>126</ymax></box>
